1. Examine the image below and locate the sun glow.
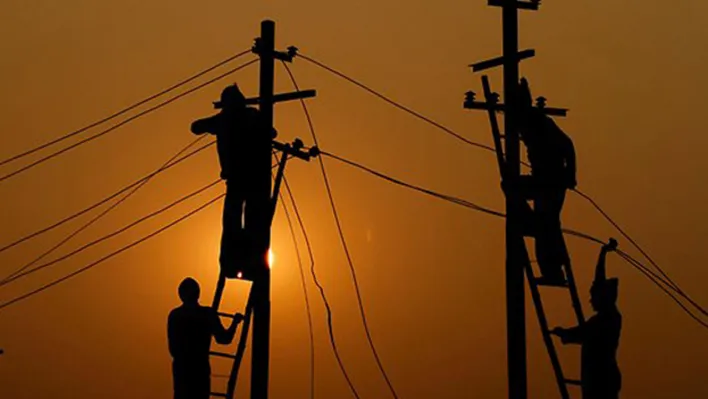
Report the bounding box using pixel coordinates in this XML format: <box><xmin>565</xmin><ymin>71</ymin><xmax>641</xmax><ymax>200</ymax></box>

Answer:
<box><xmin>268</xmin><ymin>249</ymin><xmax>275</xmax><ymax>269</ymax></box>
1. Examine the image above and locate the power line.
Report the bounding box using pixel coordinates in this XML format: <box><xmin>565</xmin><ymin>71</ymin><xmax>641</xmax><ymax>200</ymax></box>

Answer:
<box><xmin>616</xmin><ymin>251</ymin><xmax>708</xmax><ymax>329</ymax></box>
<box><xmin>281</xmin><ymin>170</ymin><xmax>362</xmax><ymax>399</ymax></box>
<box><xmin>1</xmin><ymin>135</ymin><xmax>208</xmax><ymax>284</ymax></box>
<box><xmin>320</xmin><ymin>150</ymin><xmax>708</xmax><ymax>330</ymax></box>
<box><xmin>297</xmin><ymin>52</ymin><xmax>495</xmax><ymax>154</ymax></box>
<box><xmin>0</xmin><ymin>49</ymin><xmax>251</xmax><ymax>169</ymax></box>
<box><xmin>294</xmin><ymin>53</ymin><xmax>708</xmax><ymax>321</ymax></box>
<box><xmin>572</xmin><ymin>189</ymin><xmax>707</xmax><ymax>316</ymax></box>
<box><xmin>0</xmin><ymin>58</ymin><xmax>257</xmax><ymax>184</ymax></box>
<box><xmin>278</xmin><ymin>188</ymin><xmax>316</xmax><ymax>399</ymax></box>
<box><xmin>0</xmin><ymin>179</ymin><xmax>221</xmax><ymax>287</ymax></box>
<box><xmin>0</xmin><ymin>140</ymin><xmax>216</xmax><ymax>257</ymax></box>
<box><xmin>282</xmin><ymin>61</ymin><xmax>399</xmax><ymax>399</ymax></box>
<box><xmin>0</xmin><ymin>193</ymin><xmax>225</xmax><ymax>312</ymax></box>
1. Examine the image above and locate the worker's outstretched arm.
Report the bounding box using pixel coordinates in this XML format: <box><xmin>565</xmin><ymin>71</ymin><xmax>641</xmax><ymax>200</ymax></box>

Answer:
<box><xmin>594</xmin><ymin>239</ymin><xmax>618</xmax><ymax>283</ymax></box>
<box><xmin>212</xmin><ymin>312</ymin><xmax>244</xmax><ymax>345</ymax></box>
<box><xmin>551</xmin><ymin>325</ymin><xmax>584</xmax><ymax>344</ymax></box>
<box><xmin>191</xmin><ymin>114</ymin><xmax>220</xmax><ymax>135</ymax></box>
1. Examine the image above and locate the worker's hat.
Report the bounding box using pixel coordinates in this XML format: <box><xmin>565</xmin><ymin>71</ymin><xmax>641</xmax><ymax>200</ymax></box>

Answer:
<box><xmin>214</xmin><ymin>84</ymin><xmax>246</xmax><ymax>109</ymax></box>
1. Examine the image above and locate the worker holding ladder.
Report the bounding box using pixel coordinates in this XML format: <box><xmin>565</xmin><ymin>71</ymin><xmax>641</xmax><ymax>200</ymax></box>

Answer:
<box><xmin>553</xmin><ymin>239</ymin><xmax>622</xmax><ymax>399</ymax></box>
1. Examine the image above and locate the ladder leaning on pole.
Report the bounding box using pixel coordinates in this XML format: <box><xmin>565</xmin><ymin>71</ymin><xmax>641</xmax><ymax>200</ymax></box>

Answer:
<box><xmin>464</xmin><ymin>74</ymin><xmax>585</xmax><ymax>399</ymax></box>
<box><xmin>206</xmin><ymin>139</ymin><xmax>318</xmax><ymax>399</ymax></box>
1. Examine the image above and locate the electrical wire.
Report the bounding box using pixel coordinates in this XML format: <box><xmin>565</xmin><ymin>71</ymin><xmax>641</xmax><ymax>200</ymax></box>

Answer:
<box><xmin>0</xmin><ymin>179</ymin><xmax>222</xmax><ymax>287</ymax></box>
<box><xmin>320</xmin><ymin>150</ymin><xmax>708</xmax><ymax>331</ymax></box>
<box><xmin>0</xmin><ymin>58</ymin><xmax>257</xmax><ymax>184</ymax></box>
<box><xmin>0</xmin><ymin>140</ymin><xmax>215</xmax><ymax>257</ymax></box>
<box><xmin>1</xmin><ymin>135</ymin><xmax>208</xmax><ymax>284</ymax></box>
<box><xmin>294</xmin><ymin>52</ymin><xmax>708</xmax><ymax>321</ymax></box>
<box><xmin>282</xmin><ymin>61</ymin><xmax>399</xmax><ymax>399</ymax></box>
<box><xmin>0</xmin><ymin>193</ymin><xmax>225</xmax><ymax>312</ymax></box>
<box><xmin>0</xmin><ymin>49</ymin><xmax>251</xmax><ymax>168</ymax></box>
<box><xmin>572</xmin><ymin>189</ymin><xmax>707</xmax><ymax>317</ymax></box>
<box><xmin>281</xmin><ymin>171</ymin><xmax>362</xmax><ymax>399</ymax></box>
<box><xmin>278</xmin><ymin>187</ymin><xmax>316</xmax><ymax>399</ymax></box>
<box><xmin>297</xmin><ymin>52</ymin><xmax>494</xmax><ymax>153</ymax></box>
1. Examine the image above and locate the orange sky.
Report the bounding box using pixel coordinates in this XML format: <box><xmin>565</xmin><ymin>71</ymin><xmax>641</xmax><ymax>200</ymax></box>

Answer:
<box><xmin>1</xmin><ymin>1</ymin><xmax>707</xmax><ymax>398</ymax></box>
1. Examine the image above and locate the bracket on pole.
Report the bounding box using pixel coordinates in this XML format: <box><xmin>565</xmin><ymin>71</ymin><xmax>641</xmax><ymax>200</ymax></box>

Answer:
<box><xmin>470</xmin><ymin>49</ymin><xmax>535</xmax><ymax>72</ymax></box>
<box><xmin>272</xmin><ymin>139</ymin><xmax>319</xmax><ymax>161</ymax></box>
<box><xmin>488</xmin><ymin>0</ymin><xmax>540</xmax><ymax>10</ymax></box>
<box><xmin>252</xmin><ymin>41</ymin><xmax>299</xmax><ymax>62</ymax></box>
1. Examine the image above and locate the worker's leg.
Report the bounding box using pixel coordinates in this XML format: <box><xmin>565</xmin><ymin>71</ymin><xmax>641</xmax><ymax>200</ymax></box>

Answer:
<box><xmin>220</xmin><ymin>181</ymin><xmax>246</xmax><ymax>278</ymax></box>
<box><xmin>243</xmin><ymin>179</ymin><xmax>271</xmax><ymax>271</ymax></box>
<box><xmin>534</xmin><ymin>187</ymin><xmax>567</xmax><ymax>284</ymax></box>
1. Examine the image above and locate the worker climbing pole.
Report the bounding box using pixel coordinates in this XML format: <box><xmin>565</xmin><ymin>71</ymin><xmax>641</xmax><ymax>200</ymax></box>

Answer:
<box><xmin>177</xmin><ymin>20</ymin><xmax>318</xmax><ymax>399</ymax></box>
<box><xmin>463</xmin><ymin>1</ymin><xmax>593</xmax><ymax>398</ymax></box>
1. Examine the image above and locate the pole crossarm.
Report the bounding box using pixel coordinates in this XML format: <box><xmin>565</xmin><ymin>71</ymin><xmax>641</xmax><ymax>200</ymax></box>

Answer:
<box><xmin>464</xmin><ymin>91</ymin><xmax>568</xmax><ymax>117</ymax></box>
<box><xmin>470</xmin><ymin>49</ymin><xmax>535</xmax><ymax>72</ymax></box>
<box><xmin>488</xmin><ymin>0</ymin><xmax>540</xmax><ymax>11</ymax></box>
<box><xmin>245</xmin><ymin>90</ymin><xmax>317</xmax><ymax>106</ymax></box>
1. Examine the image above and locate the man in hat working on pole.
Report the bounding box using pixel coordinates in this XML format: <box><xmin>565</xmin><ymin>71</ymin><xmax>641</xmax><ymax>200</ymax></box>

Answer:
<box><xmin>168</xmin><ymin>277</ymin><xmax>244</xmax><ymax>399</ymax></box>
<box><xmin>552</xmin><ymin>239</ymin><xmax>622</xmax><ymax>399</ymax></box>
<box><xmin>517</xmin><ymin>77</ymin><xmax>577</xmax><ymax>286</ymax></box>
<box><xmin>191</xmin><ymin>84</ymin><xmax>275</xmax><ymax>278</ymax></box>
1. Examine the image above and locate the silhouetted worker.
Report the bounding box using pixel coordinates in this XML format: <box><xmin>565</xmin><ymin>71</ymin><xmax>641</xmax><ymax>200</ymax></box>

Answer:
<box><xmin>168</xmin><ymin>277</ymin><xmax>244</xmax><ymax>399</ymax></box>
<box><xmin>191</xmin><ymin>84</ymin><xmax>274</xmax><ymax>278</ymax></box>
<box><xmin>552</xmin><ymin>239</ymin><xmax>622</xmax><ymax>399</ymax></box>
<box><xmin>518</xmin><ymin>78</ymin><xmax>577</xmax><ymax>286</ymax></box>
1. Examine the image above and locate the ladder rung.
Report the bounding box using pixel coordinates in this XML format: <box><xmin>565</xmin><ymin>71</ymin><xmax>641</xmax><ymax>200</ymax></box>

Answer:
<box><xmin>564</xmin><ymin>379</ymin><xmax>582</xmax><ymax>386</ymax></box>
<box><xmin>210</xmin><ymin>351</ymin><xmax>237</xmax><ymax>360</ymax></box>
<box><xmin>533</xmin><ymin>277</ymin><xmax>569</xmax><ymax>288</ymax></box>
<box><xmin>211</xmin><ymin>392</ymin><xmax>228</xmax><ymax>398</ymax></box>
<box><xmin>217</xmin><ymin>312</ymin><xmax>238</xmax><ymax>319</ymax></box>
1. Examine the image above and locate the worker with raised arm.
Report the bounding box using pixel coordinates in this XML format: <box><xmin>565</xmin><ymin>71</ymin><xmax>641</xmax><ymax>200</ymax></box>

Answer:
<box><xmin>517</xmin><ymin>77</ymin><xmax>577</xmax><ymax>286</ymax></box>
<box><xmin>552</xmin><ymin>239</ymin><xmax>622</xmax><ymax>399</ymax></box>
<box><xmin>168</xmin><ymin>277</ymin><xmax>244</xmax><ymax>399</ymax></box>
<box><xmin>191</xmin><ymin>84</ymin><xmax>275</xmax><ymax>278</ymax></box>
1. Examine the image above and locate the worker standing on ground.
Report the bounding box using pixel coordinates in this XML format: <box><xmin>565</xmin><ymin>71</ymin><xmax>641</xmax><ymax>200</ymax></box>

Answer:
<box><xmin>517</xmin><ymin>78</ymin><xmax>577</xmax><ymax>286</ymax></box>
<box><xmin>168</xmin><ymin>277</ymin><xmax>244</xmax><ymax>399</ymax></box>
<box><xmin>552</xmin><ymin>239</ymin><xmax>622</xmax><ymax>399</ymax></box>
<box><xmin>191</xmin><ymin>84</ymin><xmax>274</xmax><ymax>278</ymax></box>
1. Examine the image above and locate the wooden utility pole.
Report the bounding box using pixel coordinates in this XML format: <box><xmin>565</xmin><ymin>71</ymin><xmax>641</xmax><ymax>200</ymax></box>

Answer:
<box><xmin>501</xmin><ymin>2</ymin><xmax>527</xmax><ymax>398</ymax></box>
<box><xmin>251</xmin><ymin>19</ymin><xmax>276</xmax><ymax>399</ymax></box>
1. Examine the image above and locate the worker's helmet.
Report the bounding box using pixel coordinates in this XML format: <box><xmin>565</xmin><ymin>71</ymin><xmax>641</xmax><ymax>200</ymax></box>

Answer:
<box><xmin>214</xmin><ymin>84</ymin><xmax>247</xmax><ymax>109</ymax></box>
<box><xmin>178</xmin><ymin>277</ymin><xmax>200</xmax><ymax>304</ymax></box>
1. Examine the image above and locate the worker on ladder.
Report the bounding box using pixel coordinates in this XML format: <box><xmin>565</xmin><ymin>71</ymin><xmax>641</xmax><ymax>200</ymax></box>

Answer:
<box><xmin>168</xmin><ymin>278</ymin><xmax>244</xmax><ymax>399</ymax></box>
<box><xmin>552</xmin><ymin>239</ymin><xmax>622</xmax><ymax>399</ymax></box>
<box><xmin>517</xmin><ymin>78</ymin><xmax>577</xmax><ymax>286</ymax></box>
<box><xmin>191</xmin><ymin>84</ymin><xmax>275</xmax><ymax>278</ymax></box>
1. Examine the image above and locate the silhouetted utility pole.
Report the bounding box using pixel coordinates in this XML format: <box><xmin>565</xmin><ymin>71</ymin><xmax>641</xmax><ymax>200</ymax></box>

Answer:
<box><xmin>465</xmin><ymin>2</ymin><xmax>576</xmax><ymax>399</ymax></box>
<box><xmin>467</xmin><ymin>1</ymin><xmax>538</xmax><ymax>398</ymax></box>
<box><xmin>207</xmin><ymin>20</ymin><xmax>316</xmax><ymax>399</ymax></box>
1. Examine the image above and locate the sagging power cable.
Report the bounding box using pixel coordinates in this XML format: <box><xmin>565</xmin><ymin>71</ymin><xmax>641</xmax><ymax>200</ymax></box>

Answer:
<box><xmin>282</xmin><ymin>61</ymin><xmax>399</xmax><ymax>399</ymax></box>
<box><xmin>0</xmin><ymin>58</ymin><xmax>257</xmax><ymax>184</ymax></box>
<box><xmin>1</xmin><ymin>135</ymin><xmax>208</xmax><ymax>284</ymax></box>
<box><xmin>0</xmin><ymin>193</ymin><xmax>225</xmax><ymax>312</ymax></box>
<box><xmin>0</xmin><ymin>49</ymin><xmax>250</xmax><ymax>168</ymax></box>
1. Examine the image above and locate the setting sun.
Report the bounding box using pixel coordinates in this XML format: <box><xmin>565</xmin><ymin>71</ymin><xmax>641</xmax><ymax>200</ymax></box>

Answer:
<box><xmin>268</xmin><ymin>249</ymin><xmax>275</xmax><ymax>269</ymax></box>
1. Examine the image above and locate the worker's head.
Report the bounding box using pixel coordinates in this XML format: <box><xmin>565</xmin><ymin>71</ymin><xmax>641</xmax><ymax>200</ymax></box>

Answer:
<box><xmin>214</xmin><ymin>84</ymin><xmax>246</xmax><ymax>111</ymax></box>
<box><xmin>590</xmin><ymin>278</ymin><xmax>619</xmax><ymax>311</ymax></box>
<box><xmin>178</xmin><ymin>277</ymin><xmax>200</xmax><ymax>305</ymax></box>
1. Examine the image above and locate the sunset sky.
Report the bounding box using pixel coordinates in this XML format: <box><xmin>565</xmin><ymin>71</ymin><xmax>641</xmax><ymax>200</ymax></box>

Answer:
<box><xmin>1</xmin><ymin>1</ymin><xmax>707</xmax><ymax>398</ymax></box>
